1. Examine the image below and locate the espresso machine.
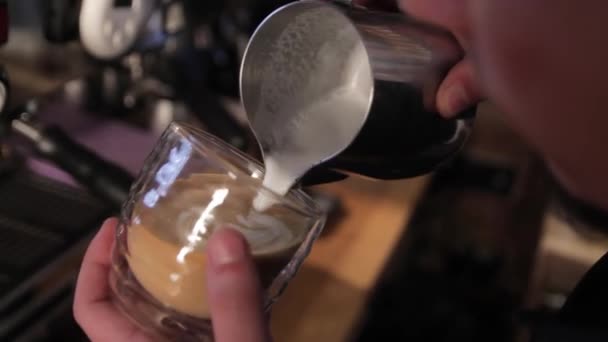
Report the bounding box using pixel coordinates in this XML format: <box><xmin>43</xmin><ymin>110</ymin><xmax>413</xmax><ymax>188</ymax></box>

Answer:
<box><xmin>0</xmin><ymin>0</ymin><xmax>298</xmax><ymax>204</ymax></box>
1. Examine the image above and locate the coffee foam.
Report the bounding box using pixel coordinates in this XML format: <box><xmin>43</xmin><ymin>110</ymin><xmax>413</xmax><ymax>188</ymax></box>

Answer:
<box><xmin>125</xmin><ymin>174</ymin><xmax>309</xmax><ymax>319</ymax></box>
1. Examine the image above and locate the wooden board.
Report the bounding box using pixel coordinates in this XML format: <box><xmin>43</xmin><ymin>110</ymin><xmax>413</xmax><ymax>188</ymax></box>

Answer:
<box><xmin>270</xmin><ymin>176</ymin><xmax>429</xmax><ymax>342</ymax></box>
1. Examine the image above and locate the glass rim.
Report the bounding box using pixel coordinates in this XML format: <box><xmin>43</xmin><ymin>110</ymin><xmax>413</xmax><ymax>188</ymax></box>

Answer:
<box><xmin>168</xmin><ymin>121</ymin><xmax>323</xmax><ymax>218</ymax></box>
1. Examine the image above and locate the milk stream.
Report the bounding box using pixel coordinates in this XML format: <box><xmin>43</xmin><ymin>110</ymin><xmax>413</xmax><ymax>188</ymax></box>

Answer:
<box><xmin>252</xmin><ymin>155</ymin><xmax>306</xmax><ymax>211</ymax></box>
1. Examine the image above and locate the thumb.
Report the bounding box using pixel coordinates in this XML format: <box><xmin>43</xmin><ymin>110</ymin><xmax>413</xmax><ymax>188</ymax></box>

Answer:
<box><xmin>206</xmin><ymin>228</ymin><xmax>272</xmax><ymax>342</ymax></box>
<box><xmin>436</xmin><ymin>59</ymin><xmax>484</xmax><ymax>118</ymax></box>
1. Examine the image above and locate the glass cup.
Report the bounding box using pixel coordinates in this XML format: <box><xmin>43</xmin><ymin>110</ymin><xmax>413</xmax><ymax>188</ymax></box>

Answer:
<box><xmin>109</xmin><ymin>122</ymin><xmax>325</xmax><ymax>341</ymax></box>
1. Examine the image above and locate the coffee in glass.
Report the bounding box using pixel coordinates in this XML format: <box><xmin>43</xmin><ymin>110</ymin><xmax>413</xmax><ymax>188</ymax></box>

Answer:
<box><xmin>110</xmin><ymin>123</ymin><xmax>325</xmax><ymax>341</ymax></box>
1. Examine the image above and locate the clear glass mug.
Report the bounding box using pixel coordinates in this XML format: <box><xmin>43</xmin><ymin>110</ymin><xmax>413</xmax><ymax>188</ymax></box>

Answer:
<box><xmin>109</xmin><ymin>122</ymin><xmax>325</xmax><ymax>341</ymax></box>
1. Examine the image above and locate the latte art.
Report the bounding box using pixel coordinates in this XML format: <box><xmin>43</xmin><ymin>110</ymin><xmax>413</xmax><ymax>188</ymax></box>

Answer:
<box><xmin>234</xmin><ymin>211</ymin><xmax>298</xmax><ymax>253</ymax></box>
<box><xmin>125</xmin><ymin>174</ymin><xmax>310</xmax><ymax>319</ymax></box>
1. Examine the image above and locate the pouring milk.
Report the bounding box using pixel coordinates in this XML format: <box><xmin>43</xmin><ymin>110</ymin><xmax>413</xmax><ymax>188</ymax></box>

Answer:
<box><xmin>246</xmin><ymin>8</ymin><xmax>374</xmax><ymax>211</ymax></box>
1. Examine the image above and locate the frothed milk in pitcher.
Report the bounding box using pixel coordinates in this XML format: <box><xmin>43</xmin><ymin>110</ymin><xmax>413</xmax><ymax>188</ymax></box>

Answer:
<box><xmin>249</xmin><ymin>6</ymin><xmax>374</xmax><ymax>211</ymax></box>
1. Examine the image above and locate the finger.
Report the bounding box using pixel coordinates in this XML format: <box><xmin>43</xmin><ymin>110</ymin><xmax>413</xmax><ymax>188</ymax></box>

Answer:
<box><xmin>436</xmin><ymin>59</ymin><xmax>483</xmax><ymax>117</ymax></box>
<box><xmin>74</xmin><ymin>218</ymin><xmax>148</xmax><ymax>342</ymax></box>
<box><xmin>206</xmin><ymin>229</ymin><xmax>271</xmax><ymax>342</ymax></box>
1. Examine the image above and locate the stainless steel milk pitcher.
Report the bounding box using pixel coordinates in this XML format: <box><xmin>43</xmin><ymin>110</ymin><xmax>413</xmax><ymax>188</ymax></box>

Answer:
<box><xmin>240</xmin><ymin>0</ymin><xmax>476</xmax><ymax>184</ymax></box>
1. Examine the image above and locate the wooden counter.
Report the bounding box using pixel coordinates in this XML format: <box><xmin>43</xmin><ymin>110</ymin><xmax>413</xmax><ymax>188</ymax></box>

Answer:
<box><xmin>270</xmin><ymin>176</ymin><xmax>429</xmax><ymax>342</ymax></box>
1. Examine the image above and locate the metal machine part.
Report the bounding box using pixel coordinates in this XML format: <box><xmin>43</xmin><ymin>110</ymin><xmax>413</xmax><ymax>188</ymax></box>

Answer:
<box><xmin>79</xmin><ymin>0</ymin><xmax>159</xmax><ymax>60</ymax></box>
<box><xmin>75</xmin><ymin>0</ymin><xmax>253</xmax><ymax>150</ymax></box>
<box><xmin>6</xmin><ymin>105</ymin><xmax>134</xmax><ymax>208</ymax></box>
<box><xmin>0</xmin><ymin>1</ymin><xmax>135</xmax><ymax>208</ymax></box>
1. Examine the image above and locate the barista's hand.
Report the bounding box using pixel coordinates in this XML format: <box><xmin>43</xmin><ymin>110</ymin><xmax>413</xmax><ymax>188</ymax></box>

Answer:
<box><xmin>73</xmin><ymin>218</ymin><xmax>152</xmax><ymax>342</ymax></box>
<box><xmin>356</xmin><ymin>0</ymin><xmax>484</xmax><ymax>117</ymax></box>
<box><xmin>402</xmin><ymin>1</ymin><xmax>484</xmax><ymax>117</ymax></box>
<box><xmin>74</xmin><ymin>219</ymin><xmax>271</xmax><ymax>342</ymax></box>
<box><xmin>206</xmin><ymin>228</ymin><xmax>273</xmax><ymax>342</ymax></box>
